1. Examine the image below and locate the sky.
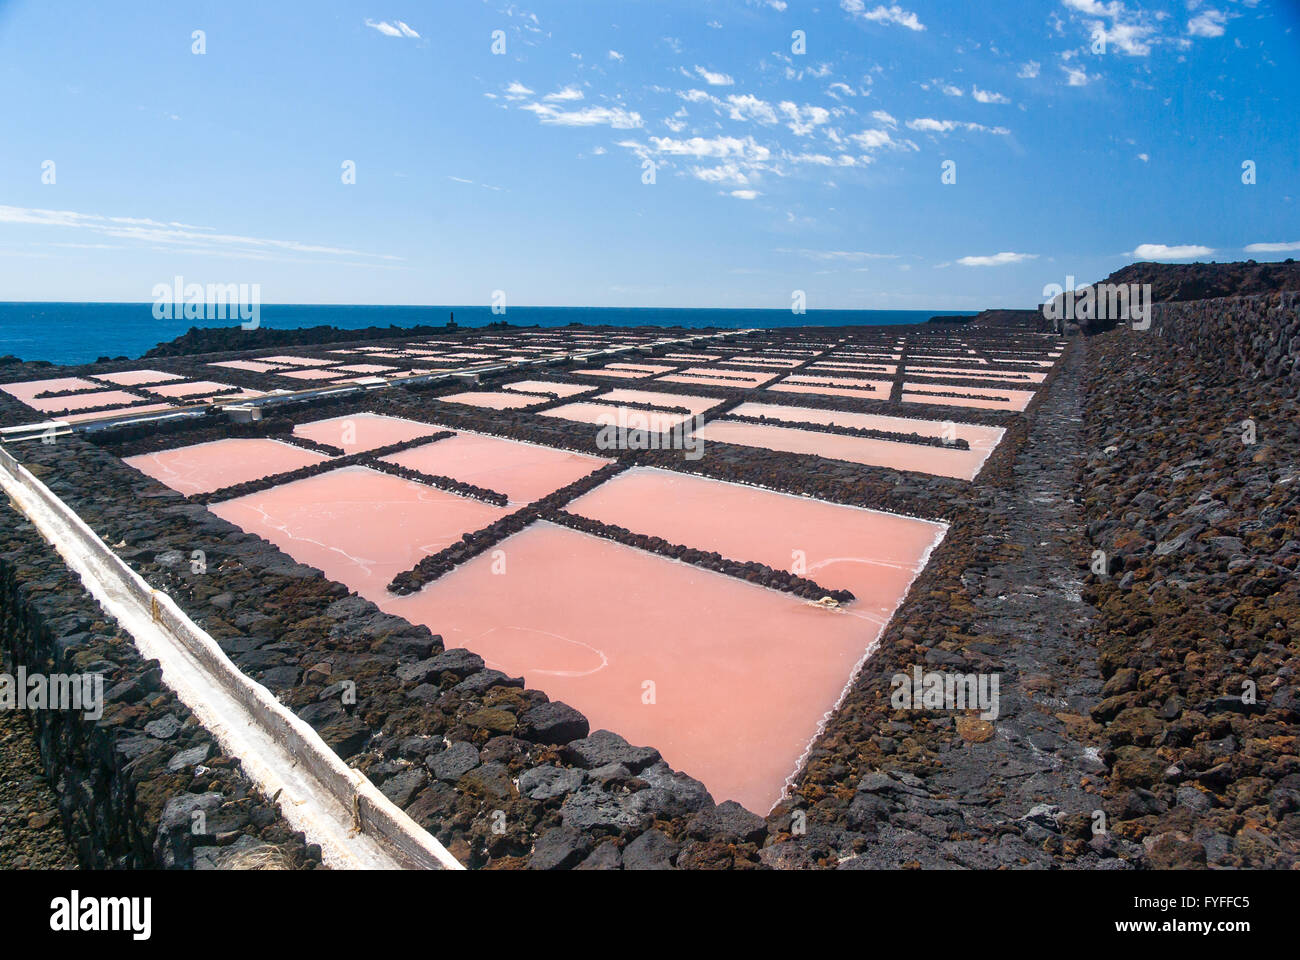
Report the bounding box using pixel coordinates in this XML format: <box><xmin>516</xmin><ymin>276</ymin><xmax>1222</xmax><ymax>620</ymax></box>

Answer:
<box><xmin>0</xmin><ymin>0</ymin><xmax>1297</xmax><ymax>310</ymax></box>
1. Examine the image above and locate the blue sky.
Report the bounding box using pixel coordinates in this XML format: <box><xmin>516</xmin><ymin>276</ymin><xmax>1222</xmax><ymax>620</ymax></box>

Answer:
<box><xmin>1</xmin><ymin>0</ymin><xmax>1296</xmax><ymax>309</ymax></box>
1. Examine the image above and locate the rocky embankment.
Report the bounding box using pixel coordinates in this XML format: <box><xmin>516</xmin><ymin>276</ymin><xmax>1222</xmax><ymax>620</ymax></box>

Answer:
<box><xmin>1079</xmin><ymin>292</ymin><xmax>1299</xmax><ymax>868</ymax></box>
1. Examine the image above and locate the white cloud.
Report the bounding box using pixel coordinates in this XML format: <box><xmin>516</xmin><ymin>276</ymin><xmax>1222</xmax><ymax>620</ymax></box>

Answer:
<box><xmin>1130</xmin><ymin>243</ymin><xmax>1214</xmax><ymax>259</ymax></box>
<box><xmin>727</xmin><ymin>94</ymin><xmax>779</xmax><ymax>124</ymax></box>
<box><xmin>365</xmin><ymin>19</ymin><xmax>419</xmax><ymax>39</ymax></box>
<box><xmin>906</xmin><ymin>118</ymin><xmax>1010</xmax><ymax>135</ymax></box>
<box><xmin>841</xmin><ymin>1</ymin><xmax>925</xmax><ymax>31</ymax></box>
<box><xmin>1188</xmin><ymin>9</ymin><xmax>1227</xmax><ymax>38</ymax></box>
<box><xmin>778</xmin><ymin>248</ymin><xmax>900</xmax><ymax>261</ymax></box>
<box><xmin>504</xmin><ymin>81</ymin><xmax>534</xmax><ymax>100</ymax></box>
<box><xmin>957</xmin><ymin>251</ymin><xmax>1038</xmax><ymax>266</ymax></box>
<box><xmin>520</xmin><ymin>103</ymin><xmax>643</xmax><ymax>129</ymax></box>
<box><xmin>871</xmin><ymin>109</ymin><xmax>898</xmax><ymax>127</ymax></box>
<box><xmin>646</xmin><ymin>135</ymin><xmax>771</xmax><ymax>161</ymax></box>
<box><xmin>780</xmin><ymin>101</ymin><xmax>832</xmax><ymax>136</ymax></box>
<box><xmin>693</xmin><ymin>65</ymin><xmax>735</xmax><ymax>86</ymax></box>
<box><xmin>1244</xmin><ymin>241</ymin><xmax>1300</xmax><ymax>253</ymax></box>
<box><xmin>1018</xmin><ymin>60</ymin><xmax>1041</xmax><ymax>79</ymax></box>
<box><xmin>849</xmin><ymin>128</ymin><xmax>896</xmax><ymax>150</ymax></box>
<box><xmin>544</xmin><ymin>86</ymin><xmax>584</xmax><ymax>102</ymax></box>
<box><xmin>1137</xmin><ymin>152</ymin><xmax>1149</xmax><ymax>162</ymax></box>
<box><xmin>971</xmin><ymin>85</ymin><xmax>1010</xmax><ymax>104</ymax></box>
<box><xmin>608</xmin><ymin>49</ymin><xmax>625</xmax><ymax>61</ymax></box>
<box><xmin>1064</xmin><ymin>65</ymin><xmax>1091</xmax><ymax>86</ymax></box>
<box><xmin>730</xmin><ymin>189</ymin><xmax>760</xmax><ymax>200</ymax></box>
<box><xmin>0</xmin><ymin>205</ymin><xmax>400</xmax><ymax>263</ymax></box>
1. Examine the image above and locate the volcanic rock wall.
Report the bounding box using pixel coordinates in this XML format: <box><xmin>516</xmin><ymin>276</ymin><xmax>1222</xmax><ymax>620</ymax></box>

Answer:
<box><xmin>0</xmin><ymin>501</ymin><xmax>318</xmax><ymax>870</ymax></box>
<box><xmin>1081</xmin><ymin>293</ymin><xmax>1299</xmax><ymax>868</ymax></box>
<box><xmin>1151</xmin><ymin>291</ymin><xmax>1300</xmax><ymax>383</ymax></box>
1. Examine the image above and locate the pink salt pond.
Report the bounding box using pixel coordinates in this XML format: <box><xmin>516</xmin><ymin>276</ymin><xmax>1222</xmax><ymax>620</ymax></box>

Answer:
<box><xmin>730</xmin><ymin>402</ymin><xmax>1005</xmax><ymax>480</ymax></box>
<box><xmin>769</xmin><ymin>375</ymin><xmax>894</xmax><ymax>401</ymax></box>
<box><xmin>124</xmin><ymin>438</ymin><xmax>329</xmax><ymax>496</ymax></box>
<box><xmin>594</xmin><ymin>388</ymin><xmax>721</xmax><ymax>415</ymax></box>
<box><xmin>540</xmin><ymin>403</ymin><xmax>698</xmax><ymax>433</ymax></box>
<box><xmin>23</xmin><ymin>390</ymin><xmax>148</xmax><ymax>414</ymax></box>
<box><xmin>907</xmin><ymin>366</ymin><xmax>1046</xmax><ymax>384</ymax></box>
<box><xmin>260</xmin><ymin>355</ymin><xmax>335</xmax><ymax>367</ymax></box>
<box><xmin>902</xmin><ymin>383</ymin><xmax>1036</xmax><ymax>412</ymax></box>
<box><xmin>293</xmin><ymin>412</ymin><xmax>442</xmax><ymax>454</ymax></box>
<box><xmin>211</xmin><ymin>465</ymin><xmax>508</xmax><ymax>603</ymax></box>
<box><xmin>381</xmin><ymin>432</ymin><xmax>609</xmax><ymax>504</ymax></box>
<box><xmin>501</xmin><ymin>380</ymin><xmax>594</xmax><ymax>398</ymax></box>
<box><xmin>278</xmin><ymin>368</ymin><xmax>347</xmax><ymax>381</ymax></box>
<box><xmin>145</xmin><ymin>380</ymin><xmax>240</xmax><ymax>399</ymax></box>
<box><xmin>92</xmin><ymin>369</ymin><xmax>184</xmax><ymax>386</ymax></box>
<box><xmin>209</xmin><ymin>360</ymin><xmax>290</xmax><ymax>374</ymax></box>
<box><xmin>1</xmin><ymin>377</ymin><xmax>102</xmax><ymax>402</ymax></box>
<box><xmin>659</xmin><ymin>367</ymin><xmax>776</xmax><ymax>388</ymax></box>
<box><xmin>694</xmin><ymin>419</ymin><xmax>991</xmax><ymax>480</ymax></box>
<box><xmin>380</xmin><ymin>511</ymin><xmax>942</xmax><ymax>814</ymax></box>
<box><xmin>438</xmin><ymin>391</ymin><xmax>545</xmax><ymax>410</ymax></box>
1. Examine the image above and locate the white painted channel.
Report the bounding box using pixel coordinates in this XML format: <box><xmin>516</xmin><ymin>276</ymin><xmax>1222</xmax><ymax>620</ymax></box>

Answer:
<box><xmin>0</xmin><ymin>446</ymin><xmax>462</xmax><ymax>870</ymax></box>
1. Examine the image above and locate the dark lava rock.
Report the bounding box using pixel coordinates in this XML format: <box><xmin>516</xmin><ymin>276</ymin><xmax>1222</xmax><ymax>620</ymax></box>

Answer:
<box><xmin>622</xmin><ymin>828</ymin><xmax>678</xmax><ymax>870</ymax></box>
<box><xmin>379</xmin><ymin>767</ymin><xmax>428</xmax><ymax>807</ymax></box>
<box><xmin>518</xmin><ymin>700</ymin><xmax>590</xmax><ymax>744</ymax></box>
<box><xmin>690</xmin><ymin>800</ymin><xmax>767</xmax><ymax>843</ymax></box>
<box><xmin>575</xmin><ymin>840</ymin><xmax>623</xmax><ymax>870</ymax></box>
<box><xmin>518</xmin><ymin>765</ymin><xmax>585</xmax><ymax>801</ymax></box>
<box><xmin>529</xmin><ymin>827</ymin><xmax>590</xmax><ymax>870</ymax></box>
<box><xmin>562</xmin><ymin>729</ymin><xmax>660</xmax><ymax>773</ymax></box>
<box><xmin>427</xmin><ymin>741</ymin><xmax>480</xmax><ymax>781</ymax></box>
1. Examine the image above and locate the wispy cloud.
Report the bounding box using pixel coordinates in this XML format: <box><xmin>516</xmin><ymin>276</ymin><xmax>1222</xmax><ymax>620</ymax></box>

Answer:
<box><xmin>971</xmin><ymin>85</ymin><xmax>1010</xmax><ymax>104</ymax></box>
<box><xmin>841</xmin><ymin>2</ymin><xmax>925</xmax><ymax>31</ymax></box>
<box><xmin>364</xmin><ymin>19</ymin><xmax>420</xmax><ymax>39</ymax></box>
<box><xmin>1188</xmin><ymin>9</ymin><xmax>1227</xmax><ymax>38</ymax></box>
<box><xmin>1244</xmin><ymin>240</ymin><xmax>1300</xmax><ymax>253</ymax></box>
<box><xmin>0</xmin><ymin>205</ymin><xmax>401</xmax><ymax>263</ymax></box>
<box><xmin>956</xmin><ymin>251</ymin><xmax>1037</xmax><ymax>266</ymax></box>
<box><xmin>1130</xmin><ymin>243</ymin><xmax>1214</xmax><ymax>259</ymax></box>
<box><xmin>520</xmin><ymin>102</ymin><xmax>643</xmax><ymax>128</ymax></box>
<box><xmin>907</xmin><ymin>118</ymin><xmax>1010</xmax><ymax>135</ymax></box>
<box><xmin>692</xmin><ymin>65</ymin><xmax>735</xmax><ymax>86</ymax></box>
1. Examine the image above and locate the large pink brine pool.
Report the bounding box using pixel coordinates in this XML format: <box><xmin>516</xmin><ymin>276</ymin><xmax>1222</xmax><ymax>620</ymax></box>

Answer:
<box><xmin>124</xmin><ymin>438</ymin><xmax>330</xmax><ymax>496</ymax></box>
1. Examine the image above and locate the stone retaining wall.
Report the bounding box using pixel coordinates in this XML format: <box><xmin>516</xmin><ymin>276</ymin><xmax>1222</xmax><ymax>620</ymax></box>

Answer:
<box><xmin>1151</xmin><ymin>291</ymin><xmax>1300</xmax><ymax>383</ymax></box>
<box><xmin>0</xmin><ymin>500</ymin><xmax>319</xmax><ymax>870</ymax></box>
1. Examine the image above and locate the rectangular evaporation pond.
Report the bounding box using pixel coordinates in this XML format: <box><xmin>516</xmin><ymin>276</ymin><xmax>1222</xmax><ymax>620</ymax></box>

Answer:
<box><xmin>210</xmin><ymin>464</ymin><xmax>509</xmax><ymax>603</ymax></box>
<box><xmin>259</xmin><ymin>355</ymin><xmax>336</xmax><ymax>367</ymax></box>
<box><xmin>30</xmin><ymin>390</ymin><xmax>160</xmax><ymax>414</ymax></box>
<box><xmin>294</xmin><ymin>412</ymin><xmax>443</xmax><ymax>453</ymax></box>
<box><xmin>93</xmin><ymin>369</ymin><xmax>184</xmax><ymax>386</ymax></box>
<box><xmin>124</xmin><ymin>437</ymin><xmax>330</xmax><ymax>497</ymax></box>
<box><xmin>809</xmin><ymin>362</ymin><xmax>897</xmax><ymax>375</ymax></box>
<box><xmin>902</xmin><ymin>383</ymin><xmax>1036</xmax><ymax>412</ymax></box>
<box><xmin>732</xmin><ymin>402</ymin><xmax>1005</xmax><ymax>474</ymax></box>
<box><xmin>333</xmin><ymin>364</ymin><xmax>397</xmax><ymax>375</ymax></box>
<box><xmin>438</xmin><ymin>391</ymin><xmax>546</xmax><ymax>410</ymax></box>
<box><xmin>593</xmin><ymin>388</ymin><xmax>721</xmax><ymax>415</ymax></box>
<box><xmin>48</xmin><ymin>402</ymin><xmax>179</xmax><ymax>425</ymax></box>
<box><xmin>907</xmin><ymin>366</ymin><xmax>1047</xmax><ymax>384</ymax></box>
<box><xmin>910</xmin><ymin>354</ymin><xmax>987</xmax><ymax>365</ymax></box>
<box><xmin>209</xmin><ymin>360</ymin><xmax>289</xmax><ymax>374</ymax></box>
<box><xmin>694</xmin><ymin>419</ymin><xmax>992</xmax><ymax>480</ymax></box>
<box><xmin>1</xmin><ymin>377</ymin><xmax>102</xmax><ymax>403</ymax></box>
<box><xmin>768</xmin><ymin>375</ymin><xmax>894</xmax><ymax>401</ymax></box>
<box><xmin>658</xmin><ymin>368</ymin><xmax>775</xmax><ymax>388</ymax></box>
<box><xmin>724</xmin><ymin>356</ymin><xmax>802</xmax><ymax>368</ymax></box>
<box><xmin>661</xmin><ymin>353</ymin><xmax>720</xmax><ymax>362</ymax></box>
<box><xmin>568</xmin><ymin>466</ymin><xmax>945</xmax><ymax>618</ymax></box>
<box><xmin>143</xmin><ymin>380</ymin><xmax>239</xmax><ymax>398</ymax></box>
<box><xmin>278</xmin><ymin>368</ymin><xmax>348</xmax><ymax>381</ymax></box>
<box><xmin>501</xmin><ymin>380</ymin><xmax>595</xmax><ymax>397</ymax></box>
<box><xmin>539</xmin><ymin>403</ymin><xmax>697</xmax><ymax>433</ymax></box>
<box><xmin>381</xmin><ymin>431</ymin><xmax>610</xmax><ymax>504</ymax></box>
<box><xmin>582</xmin><ymin>368</ymin><xmax>659</xmax><ymax>380</ymax></box>
<box><xmin>990</xmin><ymin>358</ymin><xmax>1054</xmax><ymax>367</ymax></box>
<box><xmin>380</xmin><ymin>520</ymin><xmax>941</xmax><ymax>814</ymax></box>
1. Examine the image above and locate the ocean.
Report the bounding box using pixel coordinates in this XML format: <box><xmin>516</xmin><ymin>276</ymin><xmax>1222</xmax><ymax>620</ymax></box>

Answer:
<box><xmin>0</xmin><ymin>303</ymin><xmax>972</xmax><ymax>366</ymax></box>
